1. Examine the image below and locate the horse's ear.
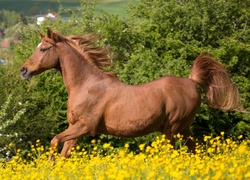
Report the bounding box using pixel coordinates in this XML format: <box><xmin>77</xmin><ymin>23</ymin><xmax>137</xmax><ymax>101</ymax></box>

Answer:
<box><xmin>47</xmin><ymin>27</ymin><xmax>58</xmax><ymax>43</ymax></box>
<box><xmin>47</xmin><ymin>27</ymin><xmax>53</xmax><ymax>39</ymax></box>
<box><xmin>38</xmin><ymin>31</ymin><xmax>45</xmax><ymax>38</ymax></box>
<box><xmin>46</xmin><ymin>27</ymin><xmax>65</xmax><ymax>43</ymax></box>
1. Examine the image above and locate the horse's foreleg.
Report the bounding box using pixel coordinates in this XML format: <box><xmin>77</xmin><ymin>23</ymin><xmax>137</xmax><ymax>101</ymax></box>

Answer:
<box><xmin>60</xmin><ymin>139</ymin><xmax>79</xmax><ymax>158</ymax></box>
<box><xmin>49</xmin><ymin>120</ymin><xmax>89</xmax><ymax>160</ymax></box>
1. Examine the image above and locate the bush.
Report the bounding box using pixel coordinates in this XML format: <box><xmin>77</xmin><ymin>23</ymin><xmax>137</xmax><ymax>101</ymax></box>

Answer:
<box><xmin>0</xmin><ymin>95</ymin><xmax>27</xmax><ymax>159</ymax></box>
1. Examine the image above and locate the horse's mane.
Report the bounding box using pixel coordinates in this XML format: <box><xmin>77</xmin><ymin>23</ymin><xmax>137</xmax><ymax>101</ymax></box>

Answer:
<box><xmin>65</xmin><ymin>34</ymin><xmax>116</xmax><ymax>77</ymax></box>
<box><xmin>67</xmin><ymin>35</ymin><xmax>111</xmax><ymax>66</ymax></box>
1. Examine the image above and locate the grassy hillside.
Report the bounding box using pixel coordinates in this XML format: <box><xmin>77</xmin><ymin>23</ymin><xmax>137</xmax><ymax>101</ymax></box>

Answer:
<box><xmin>0</xmin><ymin>0</ymin><xmax>137</xmax><ymax>17</ymax></box>
<box><xmin>96</xmin><ymin>0</ymin><xmax>138</xmax><ymax>16</ymax></box>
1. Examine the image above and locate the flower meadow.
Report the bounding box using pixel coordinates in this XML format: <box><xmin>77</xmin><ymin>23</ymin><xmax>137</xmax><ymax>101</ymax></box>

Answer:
<box><xmin>0</xmin><ymin>134</ymin><xmax>250</xmax><ymax>180</ymax></box>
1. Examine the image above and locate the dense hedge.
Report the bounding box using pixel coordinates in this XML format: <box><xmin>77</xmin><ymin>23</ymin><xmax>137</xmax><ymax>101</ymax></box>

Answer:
<box><xmin>0</xmin><ymin>0</ymin><xmax>249</xmax><ymax>158</ymax></box>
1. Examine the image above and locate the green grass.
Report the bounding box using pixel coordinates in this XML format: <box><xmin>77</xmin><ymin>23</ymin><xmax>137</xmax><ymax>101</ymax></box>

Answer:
<box><xmin>0</xmin><ymin>0</ymin><xmax>137</xmax><ymax>17</ymax></box>
<box><xmin>96</xmin><ymin>0</ymin><xmax>138</xmax><ymax>17</ymax></box>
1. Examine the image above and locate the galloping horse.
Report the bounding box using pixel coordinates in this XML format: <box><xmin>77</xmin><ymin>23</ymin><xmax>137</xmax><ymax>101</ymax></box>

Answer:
<box><xmin>20</xmin><ymin>28</ymin><xmax>241</xmax><ymax>158</ymax></box>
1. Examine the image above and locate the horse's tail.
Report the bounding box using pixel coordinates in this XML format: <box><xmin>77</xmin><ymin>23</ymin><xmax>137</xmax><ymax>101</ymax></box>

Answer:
<box><xmin>189</xmin><ymin>54</ymin><xmax>242</xmax><ymax>111</ymax></box>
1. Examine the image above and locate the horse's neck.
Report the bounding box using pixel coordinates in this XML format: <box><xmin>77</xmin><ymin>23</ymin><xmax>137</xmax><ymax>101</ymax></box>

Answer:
<box><xmin>58</xmin><ymin>45</ymin><xmax>101</xmax><ymax>93</ymax></box>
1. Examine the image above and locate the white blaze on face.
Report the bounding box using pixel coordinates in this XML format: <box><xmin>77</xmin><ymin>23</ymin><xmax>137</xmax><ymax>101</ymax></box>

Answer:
<box><xmin>37</xmin><ymin>42</ymin><xmax>42</xmax><ymax>49</ymax></box>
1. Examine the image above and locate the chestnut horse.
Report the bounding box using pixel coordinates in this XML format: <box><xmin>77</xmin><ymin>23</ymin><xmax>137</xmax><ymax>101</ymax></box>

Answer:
<box><xmin>20</xmin><ymin>28</ymin><xmax>241</xmax><ymax>158</ymax></box>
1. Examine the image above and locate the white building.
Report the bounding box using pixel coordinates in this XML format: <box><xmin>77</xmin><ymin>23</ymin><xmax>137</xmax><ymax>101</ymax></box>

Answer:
<box><xmin>37</xmin><ymin>13</ymin><xmax>57</xmax><ymax>25</ymax></box>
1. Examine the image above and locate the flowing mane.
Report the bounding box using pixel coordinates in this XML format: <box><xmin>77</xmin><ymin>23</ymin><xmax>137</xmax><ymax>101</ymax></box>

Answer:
<box><xmin>66</xmin><ymin>34</ymin><xmax>116</xmax><ymax>77</ymax></box>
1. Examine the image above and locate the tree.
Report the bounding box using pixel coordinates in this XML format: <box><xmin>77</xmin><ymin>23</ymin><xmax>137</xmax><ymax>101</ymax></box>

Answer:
<box><xmin>0</xmin><ymin>10</ymin><xmax>20</xmax><ymax>29</ymax></box>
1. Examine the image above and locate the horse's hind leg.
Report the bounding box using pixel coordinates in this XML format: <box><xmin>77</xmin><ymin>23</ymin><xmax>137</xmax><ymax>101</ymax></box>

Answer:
<box><xmin>181</xmin><ymin>128</ymin><xmax>196</xmax><ymax>153</ymax></box>
<box><xmin>162</xmin><ymin>117</ymin><xmax>197</xmax><ymax>153</ymax></box>
<box><xmin>163</xmin><ymin>127</ymin><xmax>175</xmax><ymax>148</ymax></box>
<box><xmin>164</xmin><ymin>127</ymin><xmax>196</xmax><ymax>153</ymax></box>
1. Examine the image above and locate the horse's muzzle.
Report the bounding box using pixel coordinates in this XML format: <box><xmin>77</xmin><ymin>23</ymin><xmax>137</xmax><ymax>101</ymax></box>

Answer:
<box><xmin>20</xmin><ymin>67</ymin><xmax>32</xmax><ymax>81</ymax></box>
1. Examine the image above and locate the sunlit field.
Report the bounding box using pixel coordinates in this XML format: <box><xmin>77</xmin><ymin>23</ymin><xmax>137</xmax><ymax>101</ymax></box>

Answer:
<box><xmin>0</xmin><ymin>0</ymin><xmax>137</xmax><ymax>17</ymax></box>
<box><xmin>1</xmin><ymin>134</ymin><xmax>250</xmax><ymax>180</ymax></box>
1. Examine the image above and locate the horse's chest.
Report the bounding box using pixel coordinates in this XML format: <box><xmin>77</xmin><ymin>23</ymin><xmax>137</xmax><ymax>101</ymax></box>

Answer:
<box><xmin>67</xmin><ymin>101</ymin><xmax>104</xmax><ymax>126</ymax></box>
<box><xmin>66</xmin><ymin>97</ymin><xmax>91</xmax><ymax>124</ymax></box>
<box><xmin>67</xmin><ymin>103</ymin><xmax>86</xmax><ymax>124</ymax></box>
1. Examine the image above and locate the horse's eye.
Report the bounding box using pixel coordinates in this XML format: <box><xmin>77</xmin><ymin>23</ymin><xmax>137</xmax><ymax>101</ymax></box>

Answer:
<box><xmin>40</xmin><ymin>48</ymin><xmax>47</xmax><ymax>52</ymax></box>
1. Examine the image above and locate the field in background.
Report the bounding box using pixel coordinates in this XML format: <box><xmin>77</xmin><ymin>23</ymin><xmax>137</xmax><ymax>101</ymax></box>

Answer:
<box><xmin>96</xmin><ymin>0</ymin><xmax>138</xmax><ymax>16</ymax></box>
<box><xmin>0</xmin><ymin>0</ymin><xmax>137</xmax><ymax>17</ymax></box>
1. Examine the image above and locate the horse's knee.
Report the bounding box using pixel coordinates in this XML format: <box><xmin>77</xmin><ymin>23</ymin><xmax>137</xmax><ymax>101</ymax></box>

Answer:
<box><xmin>48</xmin><ymin>135</ymin><xmax>60</xmax><ymax>162</ymax></box>
<box><xmin>50</xmin><ymin>135</ymin><xmax>60</xmax><ymax>149</ymax></box>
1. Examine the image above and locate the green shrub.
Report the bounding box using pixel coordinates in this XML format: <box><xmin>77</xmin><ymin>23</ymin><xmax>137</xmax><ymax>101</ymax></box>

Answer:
<box><xmin>0</xmin><ymin>95</ymin><xmax>27</xmax><ymax>159</ymax></box>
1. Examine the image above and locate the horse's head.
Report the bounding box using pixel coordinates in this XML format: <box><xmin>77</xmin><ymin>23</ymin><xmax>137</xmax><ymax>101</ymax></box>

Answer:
<box><xmin>20</xmin><ymin>28</ymin><xmax>65</xmax><ymax>80</ymax></box>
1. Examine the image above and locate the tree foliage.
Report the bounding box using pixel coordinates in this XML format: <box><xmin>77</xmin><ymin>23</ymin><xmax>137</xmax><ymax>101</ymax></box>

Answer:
<box><xmin>0</xmin><ymin>0</ymin><xmax>249</xmax><ymax>157</ymax></box>
<box><xmin>0</xmin><ymin>10</ymin><xmax>19</xmax><ymax>30</ymax></box>
<box><xmin>0</xmin><ymin>10</ymin><xmax>28</xmax><ymax>30</ymax></box>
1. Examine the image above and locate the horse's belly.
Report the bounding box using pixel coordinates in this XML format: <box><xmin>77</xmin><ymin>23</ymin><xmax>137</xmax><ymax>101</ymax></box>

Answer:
<box><xmin>102</xmin><ymin>117</ymin><xmax>163</xmax><ymax>138</ymax></box>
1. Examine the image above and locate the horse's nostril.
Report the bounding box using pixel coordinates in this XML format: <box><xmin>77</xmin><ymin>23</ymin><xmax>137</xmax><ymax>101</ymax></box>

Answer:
<box><xmin>20</xmin><ymin>67</ymin><xmax>27</xmax><ymax>74</ymax></box>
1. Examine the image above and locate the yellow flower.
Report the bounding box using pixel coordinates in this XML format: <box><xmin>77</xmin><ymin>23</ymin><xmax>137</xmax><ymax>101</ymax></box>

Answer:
<box><xmin>103</xmin><ymin>143</ymin><xmax>110</xmax><ymax>149</ymax></box>
<box><xmin>124</xmin><ymin>143</ymin><xmax>129</xmax><ymax>148</ymax></box>
<box><xmin>238</xmin><ymin>145</ymin><xmax>246</xmax><ymax>154</ymax></box>
<box><xmin>76</xmin><ymin>145</ymin><xmax>80</xmax><ymax>150</ymax></box>
<box><xmin>176</xmin><ymin>133</ymin><xmax>181</xmax><ymax>139</ymax></box>
<box><xmin>139</xmin><ymin>144</ymin><xmax>145</xmax><ymax>151</ymax></box>
<box><xmin>204</xmin><ymin>135</ymin><xmax>211</xmax><ymax>142</ymax></box>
